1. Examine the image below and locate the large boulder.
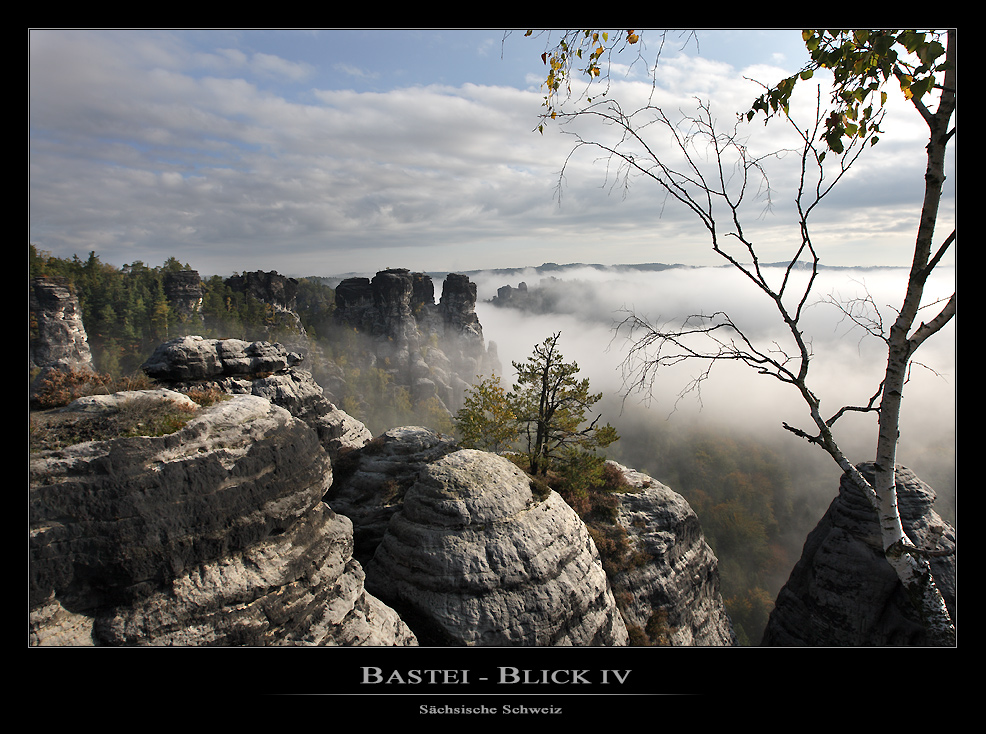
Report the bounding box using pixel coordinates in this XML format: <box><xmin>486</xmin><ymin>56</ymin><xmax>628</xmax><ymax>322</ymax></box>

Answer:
<box><xmin>141</xmin><ymin>336</ymin><xmax>371</xmax><ymax>461</ymax></box>
<box><xmin>761</xmin><ymin>463</ymin><xmax>956</xmax><ymax>646</ymax></box>
<box><xmin>142</xmin><ymin>335</ymin><xmax>301</xmax><ymax>381</ymax></box>
<box><xmin>364</xmin><ymin>449</ymin><xmax>629</xmax><ymax>646</ymax></box>
<box><xmin>29</xmin><ymin>392</ymin><xmax>415</xmax><ymax>646</ymax></box>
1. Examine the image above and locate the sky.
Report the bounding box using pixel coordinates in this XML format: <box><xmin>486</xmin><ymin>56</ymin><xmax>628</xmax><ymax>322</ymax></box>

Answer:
<box><xmin>29</xmin><ymin>28</ymin><xmax>956</xmax><ymax>278</ymax></box>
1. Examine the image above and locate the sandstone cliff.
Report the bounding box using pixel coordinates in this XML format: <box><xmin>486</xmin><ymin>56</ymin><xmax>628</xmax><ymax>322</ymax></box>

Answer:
<box><xmin>28</xmin><ymin>275</ymin><xmax>736</xmax><ymax>648</ymax></box>
<box><xmin>150</xmin><ymin>267</ymin><xmax>498</xmax><ymax>431</ymax></box>
<box><xmin>364</xmin><ymin>449</ymin><xmax>630</xmax><ymax>646</ymax></box>
<box><xmin>35</xmin><ymin>336</ymin><xmax>716</xmax><ymax>647</ymax></box>
<box><xmin>326</xmin><ymin>426</ymin><xmax>459</xmax><ymax>566</ymax></box>
<box><xmin>327</xmin><ymin>429</ymin><xmax>735</xmax><ymax>646</ymax></box>
<box><xmin>30</xmin><ymin>276</ymin><xmax>95</xmax><ymax>373</ymax></box>
<box><xmin>29</xmin><ymin>276</ymin><xmax>96</xmax><ymax>404</ymax></box>
<box><xmin>333</xmin><ymin>268</ymin><xmax>500</xmax><ymax>415</ymax></box>
<box><xmin>163</xmin><ymin>269</ymin><xmax>205</xmax><ymax>325</ymax></box>
<box><xmin>225</xmin><ymin>270</ymin><xmax>307</xmax><ymax>338</ymax></box>
<box><xmin>29</xmin><ymin>390</ymin><xmax>415</xmax><ymax>646</ymax></box>
<box><xmin>606</xmin><ymin>461</ymin><xmax>736</xmax><ymax>646</ymax></box>
<box><xmin>141</xmin><ymin>335</ymin><xmax>372</xmax><ymax>461</ymax></box>
<box><xmin>761</xmin><ymin>463</ymin><xmax>956</xmax><ymax>646</ymax></box>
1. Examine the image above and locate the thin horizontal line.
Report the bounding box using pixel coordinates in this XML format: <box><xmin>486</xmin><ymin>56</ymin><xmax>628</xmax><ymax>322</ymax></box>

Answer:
<box><xmin>277</xmin><ymin>692</ymin><xmax>677</xmax><ymax>696</ymax></box>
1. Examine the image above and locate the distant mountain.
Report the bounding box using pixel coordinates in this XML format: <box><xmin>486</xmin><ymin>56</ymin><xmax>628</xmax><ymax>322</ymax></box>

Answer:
<box><xmin>459</xmin><ymin>261</ymin><xmax>908</xmax><ymax>279</ymax></box>
<box><xmin>309</xmin><ymin>259</ymin><xmax>915</xmax><ymax>289</ymax></box>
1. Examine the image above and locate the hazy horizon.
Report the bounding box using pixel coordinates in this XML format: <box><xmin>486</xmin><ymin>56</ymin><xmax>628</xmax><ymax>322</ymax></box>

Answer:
<box><xmin>469</xmin><ymin>263</ymin><xmax>955</xmax><ymax>512</ymax></box>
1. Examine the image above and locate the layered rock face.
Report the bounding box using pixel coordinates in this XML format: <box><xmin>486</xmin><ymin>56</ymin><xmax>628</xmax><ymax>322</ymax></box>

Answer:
<box><xmin>329</xmin><ymin>430</ymin><xmax>732</xmax><ymax>646</ymax></box>
<box><xmin>162</xmin><ymin>269</ymin><xmax>204</xmax><ymax>324</ymax></box>
<box><xmin>761</xmin><ymin>463</ymin><xmax>956</xmax><ymax>646</ymax></box>
<box><xmin>326</xmin><ymin>426</ymin><xmax>460</xmax><ymax>566</ymax></box>
<box><xmin>225</xmin><ymin>270</ymin><xmax>307</xmax><ymax>337</ymax></box>
<box><xmin>364</xmin><ymin>449</ymin><xmax>629</xmax><ymax>646</ymax></box>
<box><xmin>334</xmin><ymin>269</ymin><xmax>500</xmax><ymax>413</ymax></box>
<box><xmin>29</xmin><ymin>276</ymin><xmax>94</xmax><ymax>375</ymax></box>
<box><xmin>142</xmin><ymin>335</ymin><xmax>371</xmax><ymax>461</ymax></box>
<box><xmin>225</xmin><ymin>270</ymin><xmax>299</xmax><ymax>312</ymax></box>
<box><xmin>29</xmin><ymin>392</ymin><xmax>415</xmax><ymax>646</ymax></box>
<box><xmin>607</xmin><ymin>462</ymin><xmax>736</xmax><ymax>646</ymax></box>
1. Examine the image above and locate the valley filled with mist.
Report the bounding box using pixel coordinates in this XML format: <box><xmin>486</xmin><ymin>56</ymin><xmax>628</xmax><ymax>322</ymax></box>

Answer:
<box><xmin>465</xmin><ymin>263</ymin><xmax>956</xmax><ymax>642</ymax></box>
<box><xmin>468</xmin><ymin>263</ymin><xmax>955</xmax><ymax>499</ymax></box>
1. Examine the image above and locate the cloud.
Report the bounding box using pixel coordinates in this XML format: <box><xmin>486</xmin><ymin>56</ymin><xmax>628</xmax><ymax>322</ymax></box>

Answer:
<box><xmin>30</xmin><ymin>30</ymin><xmax>954</xmax><ymax>278</ymax></box>
<box><xmin>470</xmin><ymin>265</ymin><xmax>955</xmax><ymax>464</ymax></box>
<box><xmin>332</xmin><ymin>62</ymin><xmax>380</xmax><ymax>80</ymax></box>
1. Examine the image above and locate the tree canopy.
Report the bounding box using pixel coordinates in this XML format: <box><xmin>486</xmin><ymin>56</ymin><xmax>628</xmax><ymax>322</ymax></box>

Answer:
<box><xmin>455</xmin><ymin>333</ymin><xmax>618</xmax><ymax>476</ymax></box>
<box><xmin>511</xmin><ymin>332</ymin><xmax>618</xmax><ymax>475</ymax></box>
<box><xmin>747</xmin><ymin>30</ymin><xmax>951</xmax><ymax>153</ymax></box>
<box><xmin>454</xmin><ymin>373</ymin><xmax>519</xmax><ymax>453</ymax></box>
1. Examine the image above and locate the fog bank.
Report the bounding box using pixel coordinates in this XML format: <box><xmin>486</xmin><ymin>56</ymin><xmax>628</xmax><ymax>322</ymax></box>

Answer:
<box><xmin>467</xmin><ymin>264</ymin><xmax>956</xmax><ymax>511</ymax></box>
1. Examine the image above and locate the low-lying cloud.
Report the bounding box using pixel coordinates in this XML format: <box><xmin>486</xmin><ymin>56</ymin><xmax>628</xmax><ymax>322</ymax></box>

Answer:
<box><xmin>467</xmin><ymin>264</ymin><xmax>956</xmax><ymax>506</ymax></box>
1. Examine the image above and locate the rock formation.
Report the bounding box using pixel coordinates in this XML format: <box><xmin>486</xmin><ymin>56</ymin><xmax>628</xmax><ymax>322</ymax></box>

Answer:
<box><xmin>605</xmin><ymin>461</ymin><xmax>736</xmax><ymax>646</ymax></box>
<box><xmin>328</xmin><ymin>429</ymin><xmax>734</xmax><ymax>646</ymax></box>
<box><xmin>487</xmin><ymin>277</ymin><xmax>567</xmax><ymax>314</ymax></box>
<box><xmin>364</xmin><ymin>449</ymin><xmax>629</xmax><ymax>646</ymax></box>
<box><xmin>162</xmin><ymin>269</ymin><xmax>204</xmax><ymax>324</ymax></box>
<box><xmin>29</xmin><ymin>332</ymin><xmax>739</xmax><ymax>648</ymax></box>
<box><xmin>325</xmin><ymin>426</ymin><xmax>460</xmax><ymax>566</ymax></box>
<box><xmin>333</xmin><ymin>268</ymin><xmax>500</xmax><ymax>414</ymax></box>
<box><xmin>225</xmin><ymin>270</ymin><xmax>307</xmax><ymax>337</ymax></box>
<box><xmin>225</xmin><ymin>270</ymin><xmax>299</xmax><ymax>312</ymax></box>
<box><xmin>141</xmin><ymin>335</ymin><xmax>371</xmax><ymax>461</ymax></box>
<box><xmin>761</xmin><ymin>463</ymin><xmax>956</xmax><ymax>646</ymax></box>
<box><xmin>489</xmin><ymin>281</ymin><xmax>530</xmax><ymax>308</ymax></box>
<box><xmin>29</xmin><ymin>391</ymin><xmax>415</xmax><ymax>646</ymax></box>
<box><xmin>29</xmin><ymin>276</ymin><xmax>94</xmax><ymax>376</ymax></box>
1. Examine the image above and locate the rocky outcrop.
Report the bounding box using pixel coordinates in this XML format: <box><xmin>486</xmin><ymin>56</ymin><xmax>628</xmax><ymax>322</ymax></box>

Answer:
<box><xmin>606</xmin><ymin>462</ymin><xmax>736</xmax><ymax>646</ymax></box>
<box><xmin>325</xmin><ymin>426</ymin><xmax>460</xmax><ymax>566</ymax></box>
<box><xmin>487</xmin><ymin>277</ymin><xmax>567</xmax><ymax>314</ymax></box>
<box><xmin>225</xmin><ymin>270</ymin><xmax>306</xmax><ymax>337</ymax></box>
<box><xmin>142</xmin><ymin>335</ymin><xmax>302</xmax><ymax>380</ymax></box>
<box><xmin>333</xmin><ymin>269</ymin><xmax>500</xmax><ymax>413</ymax></box>
<box><xmin>225</xmin><ymin>270</ymin><xmax>299</xmax><ymax>312</ymax></box>
<box><xmin>141</xmin><ymin>335</ymin><xmax>371</xmax><ymax>461</ymax></box>
<box><xmin>29</xmin><ymin>391</ymin><xmax>415</xmax><ymax>646</ymax></box>
<box><xmin>328</xmin><ymin>430</ymin><xmax>733</xmax><ymax>647</ymax></box>
<box><xmin>162</xmin><ymin>269</ymin><xmax>204</xmax><ymax>324</ymax></box>
<box><xmin>489</xmin><ymin>281</ymin><xmax>530</xmax><ymax>308</ymax></box>
<box><xmin>761</xmin><ymin>463</ymin><xmax>956</xmax><ymax>646</ymax></box>
<box><xmin>30</xmin><ymin>276</ymin><xmax>94</xmax><ymax>376</ymax></box>
<box><xmin>364</xmin><ymin>449</ymin><xmax>629</xmax><ymax>646</ymax></box>
<box><xmin>29</xmin><ymin>333</ymin><xmax>735</xmax><ymax>648</ymax></box>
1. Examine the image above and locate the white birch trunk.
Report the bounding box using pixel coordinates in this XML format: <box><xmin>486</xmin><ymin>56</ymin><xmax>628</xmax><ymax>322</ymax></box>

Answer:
<box><xmin>861</xmin><ymin>31</ymin><xmax>956</xmax><ymax>644</ymax></box>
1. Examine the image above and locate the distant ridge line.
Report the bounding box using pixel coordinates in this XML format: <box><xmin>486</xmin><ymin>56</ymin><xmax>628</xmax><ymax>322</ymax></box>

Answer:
<box><xmin>314</xmin><ymin>260</ymin><xmax>921</xmax><ymax>283</ymax></box>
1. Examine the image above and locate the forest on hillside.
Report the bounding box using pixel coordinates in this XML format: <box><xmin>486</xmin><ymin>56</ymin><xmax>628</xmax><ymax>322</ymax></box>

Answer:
<box><xmin>28</xmin><ymin>246</ymin><xmax>453</xmax><ymax>435</ymax></box>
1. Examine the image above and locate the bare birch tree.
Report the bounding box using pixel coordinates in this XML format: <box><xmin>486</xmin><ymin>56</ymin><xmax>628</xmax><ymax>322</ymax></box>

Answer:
<box><xmin>523</xmin><ymin>29</ymin><xmax>956</xmax><ymax>643</ymax></box>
